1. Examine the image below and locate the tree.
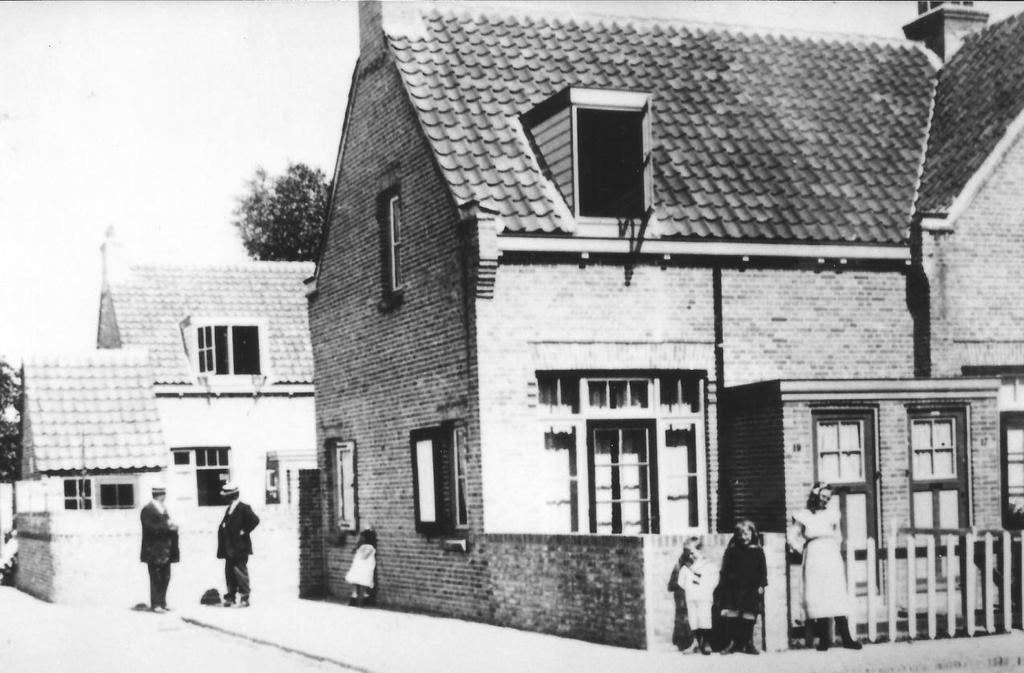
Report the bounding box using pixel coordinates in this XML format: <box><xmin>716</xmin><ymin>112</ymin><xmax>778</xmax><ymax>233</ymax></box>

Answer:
<box><xmin>0</xmin><ymin>360</ymin><xmax>21</xmax><ymax>482</ymax></box>
<box><xmin>233</xmin><ymin>163</ymin><xmax>330</xmax><ymax>262</ymax></box>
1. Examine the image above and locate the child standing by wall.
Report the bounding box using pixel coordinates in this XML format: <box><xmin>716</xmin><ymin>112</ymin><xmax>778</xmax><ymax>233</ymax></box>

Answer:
<box><xmin>345</xmin><ymin>528</ymin><xmax>377</xmax><ymax>607</ymax></box>
<box><xmin>667</xmin><ymin>546</ymin><xmax>693</xmax><ymax>652</ymax></box>
<box><xmin>716</xmin><ymin>520</ymin><xmax>767</xmax><ymax>655</ymax></box>
<box><xmin>679</xmin><ymin>537</ymin><xmax>719</xmax><ymax>655</ymax></box>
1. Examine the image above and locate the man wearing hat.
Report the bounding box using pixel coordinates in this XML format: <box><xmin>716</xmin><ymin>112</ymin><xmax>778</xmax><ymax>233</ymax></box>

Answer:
<box><xmin>139</xmin><ymin>485</ymin><xmax>179</xmax><ymax>613</ymax></box>
<box><xmin>216</xmin><ymin>481</ymin><xmax>260</xmax><ymax>607</ymax></box>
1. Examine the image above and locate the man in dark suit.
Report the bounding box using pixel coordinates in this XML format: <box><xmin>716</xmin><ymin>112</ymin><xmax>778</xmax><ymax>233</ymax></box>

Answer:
<box><xmin>217</xmin><ymin>481</ymin><xmax>260</xmax><ymax>607</ymax></box>
<box><xmin>139</xmin><ymin>485</ymin><xmax>179</xmax><ymax>613</ymax></box>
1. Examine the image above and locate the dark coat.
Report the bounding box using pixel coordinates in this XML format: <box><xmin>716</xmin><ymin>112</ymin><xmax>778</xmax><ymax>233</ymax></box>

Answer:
<box><xmin>715</xmin><ymin>543</ymin><xmax>767</xmax><ymax>615</ymax></box>
<box><xmin>140</xmin><ymin>502</ymin><xmax>179</xmax><ymax>565</ymax></box>
<box><xmin>217</xmin><ymin>501</ymin><xmax>260</xmax><ymax>559</ymax></box>
<box><xmin>667</xmin><ymin>554</ymin><xmax>694</xmax><ymax>650</ymax></box>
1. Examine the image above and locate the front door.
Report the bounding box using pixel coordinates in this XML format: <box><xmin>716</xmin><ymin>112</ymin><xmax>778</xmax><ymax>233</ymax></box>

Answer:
<box><xmin>587</xmin><ymin>419</ymin><xmax>659</xmax><ymax>534</ymax></box>
<box><xmin>1001</xmin><ymin>412</ymin><xmax>1024</xmax><ymax>529</ymax></box>
<box><xmin>908</xmin><ymin>408</ymin><xmax>969</xmax><ymax>529</ymax></box>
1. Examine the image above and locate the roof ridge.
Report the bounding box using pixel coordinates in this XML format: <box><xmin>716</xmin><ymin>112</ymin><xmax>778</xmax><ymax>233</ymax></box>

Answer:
<box><xmin>421</xmin><ymin>1</ymin><xmax>920</xmax><ymax>50</ymax></box>
<box><xmin>961</xmin><ymin>6</ymin><xmax>1024</xmax><ymax>44</ymax></box>
<box><xmin>128</xmin><ymin>260</ymin><xmax>314</xmax><ymax>272</ymax></box>
<box><xmin>25</xmin><ymin>347</ymin><xmax>152</xmax><ymax>367</ymax></box>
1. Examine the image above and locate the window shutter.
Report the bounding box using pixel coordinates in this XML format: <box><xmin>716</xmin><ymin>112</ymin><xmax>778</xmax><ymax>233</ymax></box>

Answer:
<box><xmin>213</xmin><ymin>326</ymin><xmax>230</xmax><ymax>375</ymax></box>
<box><xmin>411</xmin><ymin>426</ymin><xmax>458</xmax><ymax>535</ymax></box>
<box><xmin>642</xmin><ymin>101</ymin><xmax>653</xmax><ymax>217</ymax></box>
<box><xmin>334</xmin><ymin>441</ymin><xmax>356</xmax><ymax>530</ymax></box>
<box><xmin>435</xmin><ymin>425</ymin><xmax>455</xmax><ymax>530</ymax></box>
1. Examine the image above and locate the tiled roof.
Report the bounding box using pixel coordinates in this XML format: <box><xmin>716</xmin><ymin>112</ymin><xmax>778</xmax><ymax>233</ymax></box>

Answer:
<box><xmin>916</xmin><ymin>12</ymin><xmax>1024</xmax><ymax>214</ymax></box>
<box><xmin>23</xmin><ymin>350</ymin><xmax>165</xmax><ymax>473</ymax></box>
<box><xmin>387</xmin><ymin>8</ymin><xmax>935</xmax><ymax>244</ymax></box>
<box><xmin>105</xmin><ymin>262</ymin><xmax>314</xmax><ymax>384</ymax></box>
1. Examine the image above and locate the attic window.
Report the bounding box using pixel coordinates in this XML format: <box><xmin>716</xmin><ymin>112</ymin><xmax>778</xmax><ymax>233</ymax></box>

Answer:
<box><xmin>576</xmin><ymin>109</ymin><xmax>645</xmax><ymax>218</ymax></box>
<box><xmin>196</xmin><ymin>324</ymin><xmax>261</xmax><ymax>375</ymax></box>
<box><xmin>523</xmin><ymin>88</ymin><xmax>652</xmax><ymax>221</ymax></box>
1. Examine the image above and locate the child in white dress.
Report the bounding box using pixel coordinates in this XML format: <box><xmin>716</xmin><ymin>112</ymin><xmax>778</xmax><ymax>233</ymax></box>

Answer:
<box><xmin>345</xmin><ymin>528</ymin><xmax>377</xmax><ymax>606</ymax></box>
<box><xmin>679</xmin><ymin>537</ymin><xmax>719</xmax><ymax>654</ymax></box>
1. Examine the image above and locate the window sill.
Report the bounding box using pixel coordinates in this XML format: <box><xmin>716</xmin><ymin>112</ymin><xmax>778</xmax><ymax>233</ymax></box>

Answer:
<box><xmin>377</xmin><ymin>289</ymin><xmax>405</xmax><ymax>313</ymax></box>
<box><xmin>193</xmin><ymin>374</ymin><xmax>271</xmax><ymax>392</ymax></box>
<box><xmin>443</xmin><ymin>538</ymin><xmax>469</xmax><ymax>553</ymax></box>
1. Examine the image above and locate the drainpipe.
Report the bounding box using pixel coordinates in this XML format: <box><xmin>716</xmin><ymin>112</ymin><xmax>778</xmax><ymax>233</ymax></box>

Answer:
<box><xmin>713</xmin><ymin>265</ymin><xmax>729</xmax><ymax>532</ymax></box>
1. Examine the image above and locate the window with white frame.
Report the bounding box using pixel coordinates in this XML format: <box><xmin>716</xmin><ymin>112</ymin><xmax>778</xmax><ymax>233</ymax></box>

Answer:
<box><xmin>908</xmin><ymin>408</ymin><xmax>967</xmax><ymax>530</ymax></box>
<box><xmin>452</xmin><ymin>426</ymin><xmax>468</xmax><ymax>528</ymax></box>
<box><xmin>387</xmin><ymin>194</ymin><xmax>403</xmax><ymax>293</ymax></box>
<box><xmin>911</xmin><ymin>417</ymin><xmax>956</xmax><ymax>479</ymax></box>
<box><xmin>196</xmin><ymin>324</ymin><xmax>261</xmax><ymax>376</ymax></box>
<box><xmin>63</xmin><ymin>478</ymin><xmax>92</xmax><ymax>510</ymax></box>
<box><xmin>536</xmin><ymin>371</ymin><xmax>706</xmax><ymax>534</ymax></box>
<box><xmin>334</xmin><ymin>440</ymin><xmax>356</xmax><ymax>530</ymax></box>
<box><xmin>815</xmin><ymin>419</ymin><xmax>867</xmax><ymax>483</ymax></box>
<box><xmin>172</xmin><ymin>447</ymin><xmax>231</xmax><ymax>506</ymax></box>
<box><xmin>410</xmin><ymin>423</ymin><xmax>469</xmax><ymax>535</ymax></box>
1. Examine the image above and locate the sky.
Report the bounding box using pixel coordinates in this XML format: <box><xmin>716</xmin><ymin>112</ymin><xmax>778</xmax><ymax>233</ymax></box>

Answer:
<box><xmin>2</xmin><ymin>1</ymin><xmax>1023</xmax><ymax>364</ymax></box>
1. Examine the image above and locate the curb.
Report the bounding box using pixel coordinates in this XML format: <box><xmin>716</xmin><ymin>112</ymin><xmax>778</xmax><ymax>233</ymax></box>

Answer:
<box><xmin>178</xmin><ymin>609</ymin><xmax>1024</xmax><ymax>673</ymax></box>
<box><xmin>181</xmin><ymin>615</ymin><xmax>378</xmax><ymax>673</ymax></box>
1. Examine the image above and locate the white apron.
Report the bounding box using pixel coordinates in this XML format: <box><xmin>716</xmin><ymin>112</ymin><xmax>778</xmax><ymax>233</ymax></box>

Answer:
<box><xmin>792</xmin><ymin>507</ymin><xmax>851</xmax><ymax>619</ymax></box>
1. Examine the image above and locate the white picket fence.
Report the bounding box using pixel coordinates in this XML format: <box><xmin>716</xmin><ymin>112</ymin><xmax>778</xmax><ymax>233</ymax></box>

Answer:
<box><xmin>836</xmin><ymin>529</ymin><xmax>1022</xmax><ymax>643</ymax></box>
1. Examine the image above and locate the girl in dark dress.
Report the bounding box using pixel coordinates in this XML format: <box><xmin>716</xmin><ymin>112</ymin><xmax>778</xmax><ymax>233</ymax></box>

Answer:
<box><xmin>715</xmin><ymin>519</ymin><xmax>767</xmax><ymax>655</ymax></box>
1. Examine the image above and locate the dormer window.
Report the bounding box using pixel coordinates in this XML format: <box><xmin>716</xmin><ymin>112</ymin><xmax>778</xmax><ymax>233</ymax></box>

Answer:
<box><xmin>197</xmin><ymin>325</ymin><xmax>261</xmax><ymax>375</ymax></box>
<box><xmin>524</xmin><ymin>88</ymin><xmax>652</xmax><ymax>221</ymax></box>
<box><xmin>181</xmin><ymin>317</ymin><xmax>268</xmax><ymax>381</ymax></box>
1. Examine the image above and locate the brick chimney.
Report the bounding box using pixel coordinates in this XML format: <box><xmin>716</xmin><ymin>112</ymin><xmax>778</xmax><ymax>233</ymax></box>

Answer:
<box><xmin>359</xmin><ymin>1</ymin><xmax>427</xmax><ymax>60</ymax></box>
<box><xmin>903</xmin><ymin>1</ymin><xmax>989</xmax><ymax>62</ymax></box>
<box><xmin>100</xmin><ymin>225</ymin><xmax>129</xmax><ymax>289</ymax></box>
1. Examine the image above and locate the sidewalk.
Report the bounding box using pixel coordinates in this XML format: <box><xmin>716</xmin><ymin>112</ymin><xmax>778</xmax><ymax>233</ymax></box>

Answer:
<box><xmin>179</xmin><ymin>598</ymin><xmax>1024</xmax><ymax>673</ymax></box>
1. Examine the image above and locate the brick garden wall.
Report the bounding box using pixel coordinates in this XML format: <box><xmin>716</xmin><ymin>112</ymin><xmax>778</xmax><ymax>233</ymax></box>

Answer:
<box><xmin>13</xmin><ymin>512</ymin><xmax>55</xmax><ymax>601</ymax></box>
<box><xmin>15</xmin><ymin>506</ymin><xmax>300</xmax><ymax>607</ymax></box>
<box><xmin>643</xmin><ymin>533</ymin><xmax>788</xmax><ymax>653</ymax></box>
<box><xmin>482</xmin><ymin>533</ymin><xmax>646</xmax><ymax>648</ymax></box>
<box><xmin>298</xmin><ymin>469</ymin><xmax>325</xmax><ymax>598</ymax></box>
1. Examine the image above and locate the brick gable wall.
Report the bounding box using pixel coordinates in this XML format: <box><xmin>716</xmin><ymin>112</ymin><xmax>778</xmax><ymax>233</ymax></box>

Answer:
<box><xmin>308</xmin><ymin>35</ymin><xmax>487</xmax><ymax>618</ymax></box>
<box><xmin>924</xmin><ymin>131</ymin><xmax>1024</xmax><ymax>377</ymax></box>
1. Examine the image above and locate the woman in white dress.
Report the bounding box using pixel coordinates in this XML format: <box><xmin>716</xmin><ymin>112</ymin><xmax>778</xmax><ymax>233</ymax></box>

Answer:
<box><xmin>789</xmin><ymin>483</ymin><xmax>862</xmax><ymax>651</ymax></box>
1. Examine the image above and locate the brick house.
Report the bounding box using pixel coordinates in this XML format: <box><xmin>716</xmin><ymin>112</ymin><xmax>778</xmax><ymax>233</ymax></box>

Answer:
<box><xmin>15</xmin><ymin>239</ymin><xmax>317</xmax><ymax>605</ymax></box>
<box><xmin>910</xmin><ymin>9</ymin><xmax>1024</xmax><ymax>531</ymax></box>
<box><xmin>306</xmin><ymin>1</ymin><xmax>1013</xmax><ymax>649</ymax></box>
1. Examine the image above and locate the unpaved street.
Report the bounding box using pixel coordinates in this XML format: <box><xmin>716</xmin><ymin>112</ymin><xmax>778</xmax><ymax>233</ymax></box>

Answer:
<box><xmin>0</xmin><ymin>587</ymin><xmax>343</xmax><ymax>673</ymax></box>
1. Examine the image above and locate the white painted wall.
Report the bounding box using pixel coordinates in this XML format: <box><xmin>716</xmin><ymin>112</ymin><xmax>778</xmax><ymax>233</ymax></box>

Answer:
<box><xmin>156</xmin><ymin>392</ymin><xmax>316</xmax><ymax>509</ymax></box>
